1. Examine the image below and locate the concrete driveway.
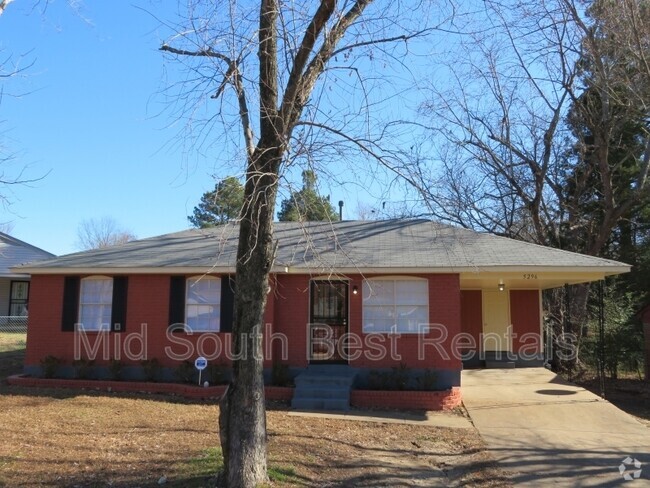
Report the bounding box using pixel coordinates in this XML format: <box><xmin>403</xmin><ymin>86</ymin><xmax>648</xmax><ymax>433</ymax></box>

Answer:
<box><xmin>462</xmin><ymin>368</ymin><xmax>650</xmax><ymax>487</ymax></box>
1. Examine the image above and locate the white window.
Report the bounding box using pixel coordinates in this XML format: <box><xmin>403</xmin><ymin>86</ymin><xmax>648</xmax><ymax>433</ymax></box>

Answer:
<box><xmin>186</xmin><ymin>276</ymin><xmax>221</xmax><ymax>332</ymax></box>
<box><xmin>362</xmin><ymin>278</ymin><xmax>429</xmax><ymax>333</ymax></box>
<box><xmin>79</xmin><ymin>276</ymin><xmax>113</xmax><ymax>331</ymax></box>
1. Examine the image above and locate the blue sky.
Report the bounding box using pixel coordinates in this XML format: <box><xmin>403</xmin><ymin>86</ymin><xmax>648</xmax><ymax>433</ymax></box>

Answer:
<box><xmin>1</xmin><ymin>1</ymin><xmax>233</xmax><ymax>255</ymax></box>
<box><xmin>0</xmin><ymin>1</ymin><xmax>440</xmax><ymax>256</ymax></box>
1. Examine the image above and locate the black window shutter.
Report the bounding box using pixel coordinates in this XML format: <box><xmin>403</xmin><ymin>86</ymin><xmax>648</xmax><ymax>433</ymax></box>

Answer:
<box><xmin>61</xmin><ymin>276</ymin><xmax>80</xmax><ymax>332</ymax></box>
<box><xmin>111</xmin><ymin>277</ymin><xmax>128</xmax><ymax>332</ymax></box>
<box><xmin>220</xmin><ymin>275</ymin><xmax>236</xmax><ymax>333</ymax></box>
<box><xmin>169</xmin><ymin>276</ymin><xmax>186</xmax><ymax>329</ymax></box>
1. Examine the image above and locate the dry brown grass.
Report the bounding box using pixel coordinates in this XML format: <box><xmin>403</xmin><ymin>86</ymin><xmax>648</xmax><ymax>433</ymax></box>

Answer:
<box><xmin>0</xmin><ymin>387</ymin><xmax>508</xmax><ymax>487</ymax></box>
<box><xmin>0</xmin><ymin>349</ymin><xmax>509</xmax><ymax>487</ymax></box>
<box><xmin>0</xmin><ymin>333</ymin><xmax>26</xmax><ymax>353</ymax></box>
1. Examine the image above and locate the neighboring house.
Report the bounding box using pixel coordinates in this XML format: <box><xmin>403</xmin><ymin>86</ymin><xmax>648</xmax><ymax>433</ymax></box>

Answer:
<box><xmin>0</xmin><ymin>232</ymin><xmax>55</xmax><ymax>329</ymax></box>
<box><xmin>16</xmin><ymin>220</ymin><xmax>629</xmax><ymax>390</ymax></box>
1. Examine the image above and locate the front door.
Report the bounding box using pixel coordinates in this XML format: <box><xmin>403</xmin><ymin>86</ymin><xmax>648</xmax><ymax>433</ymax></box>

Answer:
<box><xmin>482</xmin><ymin>290</ymin><xmax>512</xmax><ymax>354</ymax></box>
<box><xmin>309</xmin><ymin>280</ymin><xmax>349</xmax><ymax>363</ymax></box>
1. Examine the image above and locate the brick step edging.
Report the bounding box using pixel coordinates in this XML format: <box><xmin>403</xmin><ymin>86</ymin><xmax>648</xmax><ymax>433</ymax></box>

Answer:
<box><xmin>350</xmin><ymin>387</ymin><xmax>462</xmax><ymax>410</ymax></box>
<box><xmin>6</xmin><ymin>375</ymin><xmax>294</xmax><ymax>401</ymax></box>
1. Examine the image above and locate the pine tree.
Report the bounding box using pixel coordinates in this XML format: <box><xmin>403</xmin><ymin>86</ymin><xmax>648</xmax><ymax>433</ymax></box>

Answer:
<box><xmin>277</xmin><ymin>171</ymin><xmax>338</xmax><ymax>222</ymax></box>
<box><xmin>188</xmin><ymin>177</ymin><xmax>245</xmax><ymax>228</ymax></box>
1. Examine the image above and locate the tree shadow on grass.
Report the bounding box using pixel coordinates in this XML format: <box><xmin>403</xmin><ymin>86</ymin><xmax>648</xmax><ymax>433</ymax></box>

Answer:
<box><xmin>0</xmin><ymin>348</ymin><xmax>25</xmax><ymax>381</ymax></box>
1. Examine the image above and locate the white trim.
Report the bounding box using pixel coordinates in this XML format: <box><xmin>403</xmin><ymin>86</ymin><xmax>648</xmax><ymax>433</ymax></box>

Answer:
<box><xmin>19</xmin><ymin>267</ymin><xmax>241</xmax><ymax>275</ymax></box>
<box><xmin>360</xmin><ymin>275</ymin><xmax>428</xmax><ymax>281</ymax></box>
<box><xmin>17</xmin><ymin>264</ymin><xmax>631</xmax><ymax>279</ymax></box>
<box><xmin>286</xmin><ymin>265</ymin><xmax>630</xmax><ymax>275</ymax></box>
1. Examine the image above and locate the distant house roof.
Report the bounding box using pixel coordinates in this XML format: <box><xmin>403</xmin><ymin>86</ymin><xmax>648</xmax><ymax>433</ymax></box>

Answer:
<box><xmin>16</xmin><ymin>220</ymin><xmax>628</xmax><ymax>279</ymax></box>
<box><xmin>0</xmin><ymin>233</ymin><xmax>56</xmax><ymax>277</ymax></box>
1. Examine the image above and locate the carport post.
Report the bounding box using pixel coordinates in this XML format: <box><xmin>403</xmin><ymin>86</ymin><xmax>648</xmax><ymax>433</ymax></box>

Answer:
<box><xmin>598</xmin><ymin>280</ymin><xmax>606</xmax><ymax>399</ymax></box>
<box><xmin>563</xmin><ymin>284</ymin><xmax>573</xmax><ymax>377</ymax></box>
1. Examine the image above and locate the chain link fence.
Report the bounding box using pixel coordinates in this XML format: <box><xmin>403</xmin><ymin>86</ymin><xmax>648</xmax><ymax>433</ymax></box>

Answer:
<box><xmin>0</xmin><ymin>316</ymin><xmax>27</xmax><ymax>333</ymax></box>
<box><xmin>0</xmin><ymin>316</ymin><xmax>27</xmax><ymax>353</ymax></box>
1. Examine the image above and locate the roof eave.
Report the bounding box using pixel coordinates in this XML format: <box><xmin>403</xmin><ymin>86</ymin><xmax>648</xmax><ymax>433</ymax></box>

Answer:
<box><xmin>14</xmin><ymin>265</ymin><xmax>290</xmax><ymax>275</ymax></box>
<box><xmin>284</xmin><ymin>265</ymin><xmax>631</xmax><ymax>275</ymax></box>
<box><xmin>15</xmin><ymin>264</ymin><xmax>630</xmax><ymax>277</ymax></box>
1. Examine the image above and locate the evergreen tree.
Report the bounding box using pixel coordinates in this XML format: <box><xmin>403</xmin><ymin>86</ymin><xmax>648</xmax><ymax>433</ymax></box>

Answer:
<box><xmin>277</xmin><ymin>171</ymin><xmax>339</xmax><ymax>222</ymax></box>
<box><xmin>188</xmin><ymin>176</ymin><xmax>244</xmax><ymax>228</ymax></box>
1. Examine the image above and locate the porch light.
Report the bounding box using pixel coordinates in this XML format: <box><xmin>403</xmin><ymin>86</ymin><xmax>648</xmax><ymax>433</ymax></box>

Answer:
<box><xmin>352</xmin><ymin>285</ymin><xmax>359</xmax><ymax>295</ymax></box>
<box><xmin>498</xmin><ymin>280</ymin><xmax>505</xmax><ymax>292</ymax></box>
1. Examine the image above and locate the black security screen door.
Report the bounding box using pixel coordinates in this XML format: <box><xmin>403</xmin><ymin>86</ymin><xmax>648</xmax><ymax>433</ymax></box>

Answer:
<box><xmin>309</xmin><ymin>280</ymin><xmax>349</xmax><ymax>363</ymax></box>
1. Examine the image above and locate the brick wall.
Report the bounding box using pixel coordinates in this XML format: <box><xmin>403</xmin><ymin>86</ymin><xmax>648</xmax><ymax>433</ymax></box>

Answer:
<box><xmin>350</xmin><ymin>387</ymin><xmax>462</xmax><ymax>410</ymax></box>
<box><xmin>27</xmin><ymin>272</ymin><xmax>464</xmax><ymax>372</ymax></box>
<box><xmin>460</xmin><ymin>290</ymin><xmax>482</xmax><ymax>355</ymax></box>
<box><xmin>348</xmin><ymin>273</ymin><xmax>462</xmax><ymax>370</ymax></box>
<box><xmin>272</xmin><ymin>274</ymin><xmax>310</xmax><ymax>367</ymax></box>
<box><xmin>25</xmin><ymin>275</ymin><xmax>65</xmax><ymax>365</ymax></box>
<box><xmin>26</xmin><ymin>274</ymin><xmax>235</xmax><ymax>368</ymax></box>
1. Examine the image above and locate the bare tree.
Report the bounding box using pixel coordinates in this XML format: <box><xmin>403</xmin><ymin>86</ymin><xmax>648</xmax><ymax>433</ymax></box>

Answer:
<box><xmin>160</xmin><ymin>1</ymin><xmax>451</xmax><ymax>485</ymax></box>
<box><xmin>410</xmin><ymin>0</ymin><xmax>650</xmax><ymax>370</ymax></box>
<box><xmin>417</xmin><ymin>0</ymin><xmax>650</xmax><ymax>252</ymax></box>
<box><xmin>76</xmin><ymin>217</ymin><xmax>136</xmax><ymax>250</ymax></box>
<box><xmin>0</xmin><ymin>0</ymin><xmax>14</xmax><ymax>16</ymax></box>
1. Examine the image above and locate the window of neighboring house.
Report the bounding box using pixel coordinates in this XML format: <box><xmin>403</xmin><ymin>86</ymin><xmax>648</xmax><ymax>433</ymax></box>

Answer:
<box><xmin>362</xmin><ymin>278</ymin><xmax>429</xmax><ymax>333</ymax></box>
<box><xmin>9</xmin><ymin>281</ymin><xmax>29</xmax><ymax>316</ymax></box>
<box><xmin>78</xmin><ymin>276</ymin><xmax>113</xmax><ymax>331</ymax></box>
<box><xmin>186</xmin><ymin>276</ymin><xmax>221</xmax><ymax>332</ymax></box>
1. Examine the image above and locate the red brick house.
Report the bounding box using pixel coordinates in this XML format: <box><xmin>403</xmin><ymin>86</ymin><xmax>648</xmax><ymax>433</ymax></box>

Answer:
<box><xmin>16</xmin><ymin>220</ymin><xmax>629</xmax><ymax>406</ymax></box>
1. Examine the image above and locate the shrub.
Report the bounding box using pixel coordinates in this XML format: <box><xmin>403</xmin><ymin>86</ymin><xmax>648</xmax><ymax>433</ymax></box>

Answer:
<box><xmin>390</xmin><ymin>362</ymin><xmax>411</xmax><ymax>390</ymax></box>
<box><xmin>271</xmin><ymin>362</ymin><xmax>292</xmax><ymax>387</ymax></box>
<box><xmin>416</xmin><ymin>369</ymin><xmax>437</xmax><ymax>391</ymax></box>
<box><xmin>365</xmin><ymin>364</ymin><xmax>415</xmax><ymax>391</ymax></box>
<box><xmin>176</xmin><ymin>360</ymin><xmax>196</xmax><ymax>384</ymax></box>
<box><xmin>40</xmin><ymin>355</ymin><xmax>62</xmax><ymax>379</ymax></box>
<box><xmin>367</xmin><ymin>369</ymin><xmax>392</xmax><ymax>390</ymax></box>
<box><xmin>72</xmin><ymin>358</ymin><xmax>95</xmax><ymax>379</ymax></box>
<box><xmin>207</xmin><ymin>363</ymin><xmax>229</xmax><ymax>385</ymax></box>
<box><xmin>141</xmin><ymin>358</ymin><xmax>161</xmax><ymax>382</ymax></box>
<box><xmin>109</xmin><ymin>359</ymin><xmax>124</xmax><ymax>381</ymax></box>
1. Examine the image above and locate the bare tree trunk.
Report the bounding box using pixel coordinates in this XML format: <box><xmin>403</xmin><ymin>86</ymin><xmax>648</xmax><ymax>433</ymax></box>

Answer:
<box><xmin>220</xmin><ymin>156</ymin><xmax>280</xmax><ymax>487</ymax></box>
<box><xmin>159</xmin><ymin>1</ymin><xmax>436</xmax><ymax>484</ymax></box>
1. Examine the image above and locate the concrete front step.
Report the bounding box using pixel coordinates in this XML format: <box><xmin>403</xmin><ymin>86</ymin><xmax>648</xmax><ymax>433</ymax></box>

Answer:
<box><xmin>291</xmin><ymin>397</ymin><xmax>350</xmax><ymax>411</ymax></box>
<box><xmin>294</xmin><ymin>375</ymin><xmax>355</xmax><ymax>388</ymax></box>
<box><xmin>295</xmin><ymin>387</ymin><xmax>350</xmax><ymax>400</ymax></box>
<box><xmin>291</xmin><ymin>367</ymin><xmax>358</xmax><ymax>411</ymax></box>
<box><xmin>485</xmin><ymin>360</ymin><xmax>516</xmax><ymax>369</ymax></box>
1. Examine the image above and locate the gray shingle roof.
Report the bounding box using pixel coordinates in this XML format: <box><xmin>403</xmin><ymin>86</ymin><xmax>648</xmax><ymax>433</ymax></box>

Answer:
<box><xmin>17</xmin><ymin>220</ymin><xmax>628</xmax><ymax>273</ymax></box>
